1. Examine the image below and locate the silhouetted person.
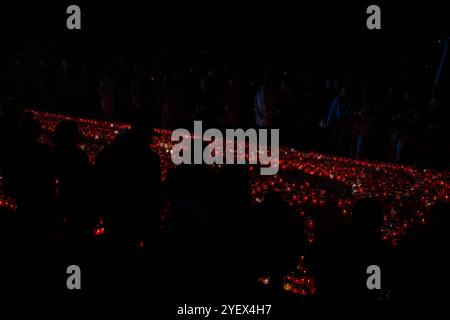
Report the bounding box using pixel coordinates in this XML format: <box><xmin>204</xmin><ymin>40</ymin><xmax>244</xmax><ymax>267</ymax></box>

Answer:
<box><xmin>0</xmin><ymin>99</ymin><xmax>22</xmax><ymax>296</ymax></box>
<box><xmin>164</xmin><ymin>165</ymin><xmax>261</xmax><ymax>298</ymax></box>
<box><xmin>213</xmin><ymin>166</ymin><xmax>261</xmax><ymax>296</ymax></box>
<box><xmin>163</xmin><ymin>165</ymin><xmax>218</xmax><ymax>297</ymax></box>
<box><xmin>255</xmin><ymin>83</ymin><xmax>277</xmax><ymax>128</ymax></box>
<box><xmin>395</xmin><ymin>202</ymin><xmax>450</xmax><ymax>299</ymax></box>
<box><xmin>390</xmin><ymin>91</ymin><xmax>420</xmax><ymax>163</ymax></box>
<box><xmin>310</xmin><ymin>205</ymin><xmax>347</xmax><ymax>298</ymax></box>
<box><xmin>313</xmin><ymin>198</ymin><xmax>391</xmax><ymax>300</ymax></box>
<box><xmin>327</xmin><ymin>86</ymin><xmax>355</xmax><ymax>155</ymax></box>
<box><xmin>3</xmin><ymin>112</ymin><xmax>55</xmax><ymax>235</ymax></box>
<box><xmin>51</xmin><ymin>120</ymin><xmax>92</xmax><ymax>241</ymax></box>
<box><xmin>252</xmin><ymin>191</ymin><xmax>305</xmax><ymax>294</ymax></box>
<box><xmin>95</xmin><ymin>123</ymin><xmax>163</xmax><ymax>247</ymax></box>
<box><xmin>0</xmin><ymin>98</ymin><xmax>22</xmax><ymax>174</ymax></box>
<box><xmin>1</xmin><ymin>112</ymin><xmax>58</xmax><ymax>296</ymax></box>
<box><xmin>420</xmin><ymin>95</ymin><xmax>450</xmax><ymax>169</ymax></box>
<box><xmin>92</xmin><ymin>123</ymin><xmax>163</xmax><ymax>297</ymax></box>
<box><xmin>98</xmin><ymin>63</ymin><xmax>116</xmax><ymax>120</ymax></box>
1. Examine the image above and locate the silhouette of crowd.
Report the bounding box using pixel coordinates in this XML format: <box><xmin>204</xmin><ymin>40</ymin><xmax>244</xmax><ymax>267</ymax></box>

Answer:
<box><xmin>0</xmin><ymin>51</ymin><xmax>449</xmax><ymax>301</ymax></box>
<box><xmin>2</xmin><ymin>52</ymin><xmax>449</xmax><ymax>169</ymax></box>
<box><xmin>0</xmin><ymin>101</ymin><xmax>306</xmax><ymax>299</ymax></box>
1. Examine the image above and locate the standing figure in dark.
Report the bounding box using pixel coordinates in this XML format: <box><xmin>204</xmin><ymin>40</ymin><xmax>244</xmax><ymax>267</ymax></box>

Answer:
<box><xmin>2</xmin><ymin>112</ymin><xmax>55</xmax><ymax>238</ymax></box>
<box><xmin>94</xmin><ymin>123</ymin><xmax>163</xmax><ymax>296</ymax></box>
<box><xmin>95</xmin><ymin>123</ymin><xmax>163</xmax><ymax>248</ymax></box>
<box><xmin>1</xmin><ymin>110</ymin><xmax>60</xmax><ymax>296</ymax></box>
<box><xmin>51</xmin><ymin>120</ymin><xmax>92</xmax><ymax>241</ymax></box>
<box><xmin>327</xmin><ymin>86</ymin><xmax>355</xmax><ymax>156</ymax></box>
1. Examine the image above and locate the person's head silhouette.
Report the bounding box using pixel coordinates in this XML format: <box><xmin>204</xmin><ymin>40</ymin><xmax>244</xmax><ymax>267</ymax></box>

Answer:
<box><xmin>54</xmin><ymin>120</ymin><xmax>79</xmax><ymax>148</ymax></box>
<box><xmin>18</xmin><ymin>112</ymin><xmax>40</xmax><ymax>142</ymax></box>
<box><xmin>352</xmin><ymin>198</ymin><xmax>383</xmax><ymax>233</ymax></box>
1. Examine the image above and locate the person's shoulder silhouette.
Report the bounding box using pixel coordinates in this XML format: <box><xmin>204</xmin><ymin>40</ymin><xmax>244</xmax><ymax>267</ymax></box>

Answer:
<box><xmin>7</xmin><ymin>112</ymin><xmax>53</xmax><ymax>205</ymax></box>
<box><xmin>51</xmin><ymin>119</ymin><xmax>92</xmax><ymax>238</ymax></box>
<box><xmin>52</xmin><ymin>120</ymin><xmax>90</xmax><ymax>176</ymax></box>
<box><xmin>94</xmin><ymin>122</ymin><xmax>162</xmax><ymax>246</ymax></box>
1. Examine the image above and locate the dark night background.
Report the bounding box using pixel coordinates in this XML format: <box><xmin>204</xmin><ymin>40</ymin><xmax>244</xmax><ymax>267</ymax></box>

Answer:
<box><xmin>1</xmin><ymin>2</ymin><xmax>448</xmax><ymax>74</ymax></box>
<box><xmin>1</xmin><ymin>0</ymin><xmax>450</xmax><ymax>311</ymax></box>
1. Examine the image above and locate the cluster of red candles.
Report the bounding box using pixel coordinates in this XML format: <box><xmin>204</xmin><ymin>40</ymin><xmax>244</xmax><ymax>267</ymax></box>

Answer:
<box><xmin>1</xmin><ymin>110</ymin><xmax>449</xmax><ymax>297</ymax></box>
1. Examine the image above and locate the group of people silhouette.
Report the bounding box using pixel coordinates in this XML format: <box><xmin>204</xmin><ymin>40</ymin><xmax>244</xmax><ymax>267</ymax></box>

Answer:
<box><xmin>0</xmin><ymin>98</ymin><xmax>449</xmax><ymax>301</ymax></box>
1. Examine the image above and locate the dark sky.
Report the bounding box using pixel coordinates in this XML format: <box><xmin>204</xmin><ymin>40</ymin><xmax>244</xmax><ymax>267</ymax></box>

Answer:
<box><xmin>2</xmin><ymin>1</ymin><xmax>448</xmax><ymax>46</ymax></box>
<box><xmin>1</xmin><ymin>1</ymin><xmax>449</xmax><ymax>84</ymax></box>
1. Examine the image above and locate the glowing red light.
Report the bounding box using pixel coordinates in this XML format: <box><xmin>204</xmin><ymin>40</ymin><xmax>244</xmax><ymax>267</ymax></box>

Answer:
<box><xmin>94</xmin><ymin>227</ymin><xmax>105</xmax><ymax>236</ymax></box>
